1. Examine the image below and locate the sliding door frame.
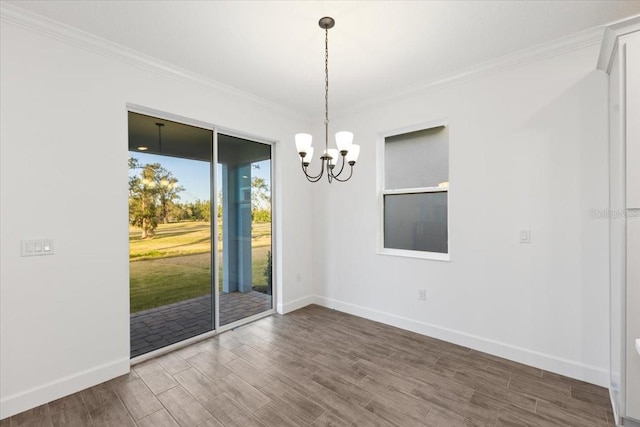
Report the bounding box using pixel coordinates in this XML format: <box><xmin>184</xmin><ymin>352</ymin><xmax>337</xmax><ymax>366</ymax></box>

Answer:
<box><xmin>127</xmin><ymin>104</ymin><xmax>277</xmax><ymax>364</ymax></box>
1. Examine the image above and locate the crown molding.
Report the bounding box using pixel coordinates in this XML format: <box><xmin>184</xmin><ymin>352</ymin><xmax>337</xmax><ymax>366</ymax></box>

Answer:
<box><xmin>0</xmin><ymin>2</ymin><xmax>308</xmax><ymax>121</ymax></box>
<box><xmin>597</xmin><ymin>14</ymin><xmax>640</xmax><ymax>73</ymax></box>
<box><xmin>3</xmin><ymin>3</ymin><xmax>634</xmax><ymax>122</ymax></box>
<box><xmin>335</xmin><ymin>24</ymin><xmax>605</xmax><ymax>118</ymax></box>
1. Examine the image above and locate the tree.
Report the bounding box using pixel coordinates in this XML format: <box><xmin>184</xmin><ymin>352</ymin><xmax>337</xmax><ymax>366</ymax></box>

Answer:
<box><xmin>250</xmin><ymin>177</ymin><xmax>270</xmax><ymax>210</ymax></box>
<box><xmin>156</xmin><ymin>172</ymin><xmax>184</xmax><ymax>224</ymax></box>
<box><xmin>129</xmin><ymin>157</ymin><xmax>184</xmax><ymax>238</ymax></box>
<box><xmin>251</xmin><ymin>177</ymin><xmax>271</xmax><ymax>223</ymax></box>
<box><xmin>190</xmin><ymin>199</ymin><xmax>211</xmax><ymax>222</ymax></box>
<box><xmin>172</xmin><ymin>200</ymin><xmax>211</xmax><ymax>222</ymax></box>
<box><xmin>129</xmin><ymin>163</ymin><xmax>160</xmax><ymax>238</ymax></box>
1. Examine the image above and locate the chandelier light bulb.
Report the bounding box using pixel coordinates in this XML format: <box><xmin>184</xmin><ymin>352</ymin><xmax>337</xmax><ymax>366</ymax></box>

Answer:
<box><xmin>295</xmin><ymin>133</ymin><xmax>313</xmax><ymax>156</ymax></box>
<box><xmin>345</xmin><ymin>144</ymin><xmax>360</xmax><ymax>165</ymax></box>
<box><xmin>335</xmin><ymin>131</ymin><xmax>353</xmax><ymax>154</ymax></box>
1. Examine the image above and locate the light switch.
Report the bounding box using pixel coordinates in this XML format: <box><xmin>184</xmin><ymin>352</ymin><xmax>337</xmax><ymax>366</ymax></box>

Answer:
<box><xmin>519</xmin><ymin>229</ymin><xmax>531</xmax><ymax>244</ymax></box>
<box><xmin>21</xmin><ymin>239</ymin><xmax>54</xmax><ymax>256</ymax></box>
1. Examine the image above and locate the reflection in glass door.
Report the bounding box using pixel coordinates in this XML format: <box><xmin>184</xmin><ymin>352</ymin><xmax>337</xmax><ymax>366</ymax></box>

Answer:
<box><xmin>128</xmin><ymin>112</ymin><xmax>213</xmax><ymax>358</ymax></box>
<box><xmin>217</xmin><ymin>134</ymin><xmax>273</xmax><ymax>327</ymax></box>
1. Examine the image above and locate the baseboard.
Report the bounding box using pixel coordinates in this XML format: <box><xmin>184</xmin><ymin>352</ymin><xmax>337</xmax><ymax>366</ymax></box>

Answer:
<box><xmin>0</xmin><ymin>357</ymin><xmax>129</xmax><ymax>420</ymax></box>
<box><xmin>314</xmin><ymin>296</ymin><xmax>609</xmax><ymax>387</ymax></box>
<box><xmin>278</xmin><ymin>295</ymin><xmax>318</xmax><ymax>315</ymax></box>
<box><xmin>623</xmin><ymin>417</ymin><xmax>640</xmax><ymax>427</ymax></box>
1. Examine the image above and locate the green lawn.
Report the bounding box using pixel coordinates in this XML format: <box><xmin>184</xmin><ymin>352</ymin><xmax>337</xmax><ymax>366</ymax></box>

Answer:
<box><xmin>130</xmin><ymin>221</ymin><xmax>271</xmax><ymax>313</ymax></box>
<box><xmin>129</xmin><ymin>221</ymin><xmax>213</xmax><ymax>260</ymax></box>
<box><xmin>130</xmin><ymin>253</ymin><xmax>212</xmax><ymax>313</ymax></box>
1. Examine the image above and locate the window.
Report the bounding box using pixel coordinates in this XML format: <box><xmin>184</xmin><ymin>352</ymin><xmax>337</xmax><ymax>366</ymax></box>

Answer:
<box><xmin>381</xmin><ymin>123</ymin><xmax>449</xmax><ymax>260</ymax></box>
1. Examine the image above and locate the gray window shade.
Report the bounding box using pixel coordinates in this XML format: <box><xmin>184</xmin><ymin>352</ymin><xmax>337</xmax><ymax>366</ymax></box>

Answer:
<box><xmin>385</xmin><ymin>127</ymin><xmax>448</xmax><ymax>189</ymax></box>
<box><xmin>384</xmin><ymin>192</ymin><xmax>448</xmax><ymax>253</ymax></box>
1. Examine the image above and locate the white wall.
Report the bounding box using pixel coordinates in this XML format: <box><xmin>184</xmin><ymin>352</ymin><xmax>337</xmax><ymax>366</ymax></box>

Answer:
<box><xmin>0</xmin><ymin>21</ymin><xmax>313</xmax><ymax>418</ymax></box>
<box><xmin>0</xmin><ymin>8</ymin><xmax>613</xmax><ymax>419</ymax></box>
<box><xmin>312</xmin><ymin>44</ymin><xmax>610</xmax><ymax>386</ymax></box>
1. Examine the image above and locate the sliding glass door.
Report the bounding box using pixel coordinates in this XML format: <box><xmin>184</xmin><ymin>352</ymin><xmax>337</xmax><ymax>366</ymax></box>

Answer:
<box><xmin>128</xmin><ymin>112</ymin><xmax>214</xmax><ymax>358</ymax></box>
<box><xmin>127</xmin><ymin>112</ymin><xmax>274</xmax><ymax>358</ymax></box>
<box><xmin>217</xmin><ymin>134</ymin><xmax>273</xmax><ymax>327</ymax></box>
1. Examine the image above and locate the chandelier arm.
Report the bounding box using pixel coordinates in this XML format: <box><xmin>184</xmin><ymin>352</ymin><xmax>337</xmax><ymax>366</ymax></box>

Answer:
<box><xmin>306</xmin><ymin>172</ymin><xmax>325</xmax><ymax>183</ymax></box>
<box><xmin>329</xmin><ymin>154</ymin><xmax>347</xmax><ymax>178</ymax></box>
<box><xmin>329</xmin><ymin>164</ymin><xmax>354</xmax><ymax>182</ymax></box>
<box><xmin>301</xmin><ymin>159</ymin><xmax>326</xmax><ymax>182</ymax></box>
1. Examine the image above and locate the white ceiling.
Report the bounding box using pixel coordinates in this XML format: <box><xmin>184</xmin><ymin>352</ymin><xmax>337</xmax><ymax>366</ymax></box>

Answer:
<box><xmin>6</xmin><ymin>1</ymin><xmax>640</xmax><ymax>117</ymax></box>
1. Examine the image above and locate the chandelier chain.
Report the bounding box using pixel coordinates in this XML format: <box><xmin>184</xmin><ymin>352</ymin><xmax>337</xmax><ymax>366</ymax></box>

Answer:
<box><xmin>324</xmin><ymin>27</ymin><xmax>329</xmax><ymax>153</ymax></box>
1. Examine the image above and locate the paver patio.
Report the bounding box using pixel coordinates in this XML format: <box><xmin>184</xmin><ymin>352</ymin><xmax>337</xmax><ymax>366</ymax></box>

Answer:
<box><xmin>130</xmin><ymin>290</ymin><xmax>272</xmax><ymax>358</ymax></box>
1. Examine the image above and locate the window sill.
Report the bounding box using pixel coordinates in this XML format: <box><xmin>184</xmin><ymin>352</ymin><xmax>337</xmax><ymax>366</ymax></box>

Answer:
<box><xmin>377</xmin><ymin>248</ymin><xmax>450</xmax><ymax>261</ymax></box>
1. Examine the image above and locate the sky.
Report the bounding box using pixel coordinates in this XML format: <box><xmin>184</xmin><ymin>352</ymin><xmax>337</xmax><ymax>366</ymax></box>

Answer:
<box><xmin>128</xmin><ymin>152</ymin><xmax>271</xmax><ymax>204</ymax></box>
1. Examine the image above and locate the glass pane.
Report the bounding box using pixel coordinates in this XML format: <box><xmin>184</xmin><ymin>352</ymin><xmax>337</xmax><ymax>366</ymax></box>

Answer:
<box><xmin>128</xmin><ymin>112</ymin><xmax>213</xmax><ymax>358</ymax></box>
<box><xmin>385</xmin><ymin>126</ymin><xmax>448</xmax><ymax>189</ymax></box>
<box><xmin>384</xmin><ymin>192</ymin><xmax>448</xmax><ymax>253</ymax></box>
<box><xmin>218</xmin><ymin>134</ymin><xmax>272</xmax><ymax>327</ymax></box>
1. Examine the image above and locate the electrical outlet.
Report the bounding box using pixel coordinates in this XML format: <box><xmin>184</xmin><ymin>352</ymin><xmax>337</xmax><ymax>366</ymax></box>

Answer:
<box><xmin>418</xmin><ymin>289</ymin><xmax>426</xmax><ymax>301</ymax></box>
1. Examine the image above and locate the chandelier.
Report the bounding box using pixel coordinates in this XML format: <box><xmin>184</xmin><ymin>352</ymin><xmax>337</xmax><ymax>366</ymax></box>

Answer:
<box><xmin>295</xmin><ymin>17</ymin><xmax>360</xmax><ymax>183</ymax></box>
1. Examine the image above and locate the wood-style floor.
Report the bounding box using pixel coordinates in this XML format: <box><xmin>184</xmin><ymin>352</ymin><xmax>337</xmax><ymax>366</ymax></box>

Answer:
<box><xmin>2</xmin><ymin>305</ymin><xmax>615</xmax><ymax>427</ymax></box>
